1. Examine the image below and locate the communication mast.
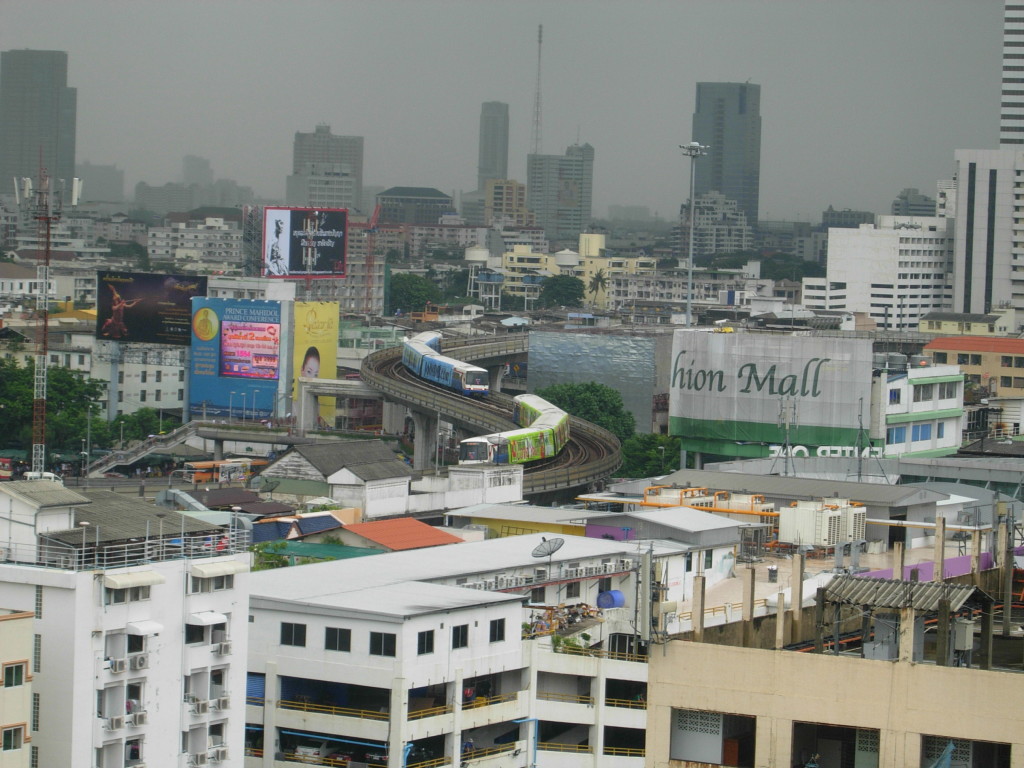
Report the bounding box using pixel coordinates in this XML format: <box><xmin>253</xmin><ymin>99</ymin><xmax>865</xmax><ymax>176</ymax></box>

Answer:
<box><xmin>530</xmin><ymin>25</ymin><xmax>543</xmax><ymax>156</ymax></box>
<box><xmin>22</xmin><ymin>168</ymin><xmax>79</xmax><ymax>475</ymax></box>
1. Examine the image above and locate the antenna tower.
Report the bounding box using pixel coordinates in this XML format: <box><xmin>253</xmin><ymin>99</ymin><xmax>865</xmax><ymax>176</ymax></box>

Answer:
<box><xmin>530</xmin><ymin>25</ymin><xmax>543</xmax><ymax>155</ymax></box>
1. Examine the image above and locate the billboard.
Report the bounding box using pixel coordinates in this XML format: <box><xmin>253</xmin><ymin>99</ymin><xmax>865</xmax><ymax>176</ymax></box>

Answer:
<box><xmin>263</xmin><ymin>207</ymin><xmax>347</xmax><ymax>278</ymax></box>
<box><xmin>293</xmin><ymin>301</ymin><xmax>339</xmax><ymax>427</ymax></box>
<box><xmin>95</xmin><ymin>271</ymin><xmax>207</xmax><ymax>345</ymax></box>
<box><xmin>190</xmin><ymin>298</ymin><xmax>282</xmax><ymax>419</ymax></box>
<box><xmin>668</xmin><ymin>331</ymin><xmax>874</xmax><ymax>457</ymax></box>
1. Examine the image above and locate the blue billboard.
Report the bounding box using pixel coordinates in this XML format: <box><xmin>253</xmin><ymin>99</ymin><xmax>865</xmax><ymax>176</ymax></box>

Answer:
<box><xmin>190</xmin><ymin>298</ymin><xmax>281</xmax><ymax>420</ymax></box>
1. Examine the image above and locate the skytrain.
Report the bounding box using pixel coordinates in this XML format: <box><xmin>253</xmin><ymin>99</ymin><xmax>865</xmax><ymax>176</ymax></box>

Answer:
<box><xmin>400</xmin><ymin>331</ymin><xmax>490</xmax><ymax>396</ymax></box>
<box><xmin>459</xmin><ymin>393</ymin><xmax>570</xmax><ymax>465</ymax></box>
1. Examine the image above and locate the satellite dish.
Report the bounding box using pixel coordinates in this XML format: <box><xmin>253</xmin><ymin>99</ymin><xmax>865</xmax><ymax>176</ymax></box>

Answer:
<box><xmin>531</xmin><ymin>537</ymin><xmax>564</xmax><ymax>559</ymax></box>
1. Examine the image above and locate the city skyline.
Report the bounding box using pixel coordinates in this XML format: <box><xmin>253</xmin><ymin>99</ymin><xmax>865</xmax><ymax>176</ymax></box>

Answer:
<box><xmin>0</xmin><ymin>0</ymin><xmax>1001</xmax><ymax>221</ymax></box>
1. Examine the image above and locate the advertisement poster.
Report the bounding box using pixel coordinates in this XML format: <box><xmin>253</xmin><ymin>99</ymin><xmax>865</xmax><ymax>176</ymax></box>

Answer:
<box><xmin>95</xmin><ymin>271</ymin><xmax>207</xmax><ymax>345</ymax></box>
<box><xmin>190</xmin><ymin>298</ymin><xmax>281</xmax><ymax>420</ymax></box>
<box><xmin>668</xmin><ymin>330</ymin><xmax>874</xmax><ymax>457</ymax></box>
<box><xmin>293</xmin><ymin>301</ymin><xmax>339</xmax><ymax>427</ymax></box>
<box><xmin>263</xmin><ymin>207</ymin><xmax>347</xmax><ymax>278</ymax></box>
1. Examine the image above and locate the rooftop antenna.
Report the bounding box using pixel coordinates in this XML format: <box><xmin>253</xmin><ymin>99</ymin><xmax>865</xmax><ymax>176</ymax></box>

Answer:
<box><xmin>530</xmin><ymin>25</ymin><xmax>543</xmax><ymax>155</ymax></box>
<box><xmin>531</xmin><ymin>535</ymin><xmax>563</xmax><ymax>586</ymax></box>
<box><xmin>768</xmin><ymin>398</ymin><xmax>798</xmax><ymax>477</ymax></box>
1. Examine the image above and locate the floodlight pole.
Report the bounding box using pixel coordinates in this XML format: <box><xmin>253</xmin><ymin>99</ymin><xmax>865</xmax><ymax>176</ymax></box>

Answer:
<box><xmin>680</xmin><ymin>142</ymin><xmax>708</xmax><ymax>327</ymax></box>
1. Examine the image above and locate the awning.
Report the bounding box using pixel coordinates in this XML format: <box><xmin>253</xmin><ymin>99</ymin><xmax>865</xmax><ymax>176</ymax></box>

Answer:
<box><xmin>126</xmin><ymin>620</ymin><xmax>164</xmax><ymax>636</ymax></box>
<box><xmin>103</xmin><ymin>571</ymin><xmax>166</xmax><ymax>590</ymax></box>
<box><xmin>190</xmin><ymin>561</ymin><xmax>250</xmax><ymax>579</ymax></box>
<box><xmin>187</xmin><ymin>611</ymin><xmax>227</xmax><ymax>626</ymax></box>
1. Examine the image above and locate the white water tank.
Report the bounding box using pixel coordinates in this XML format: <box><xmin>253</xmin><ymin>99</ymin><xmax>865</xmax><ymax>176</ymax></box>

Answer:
<box><xmin>465</xmin><ymin>245</ymin><xmax>489</xmax><ymax>264</ymax></box>
<box><xmin>554</xmin><ymin>248</ymin><xmax>580</xmax><ymax>268</ymax></box>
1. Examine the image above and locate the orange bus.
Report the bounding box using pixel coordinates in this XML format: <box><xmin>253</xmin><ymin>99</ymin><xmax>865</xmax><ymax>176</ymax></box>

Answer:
<box><xmin>182</xmin><ymin>459</ymin><xmax>269</xmax><ymax>484</ymax></box>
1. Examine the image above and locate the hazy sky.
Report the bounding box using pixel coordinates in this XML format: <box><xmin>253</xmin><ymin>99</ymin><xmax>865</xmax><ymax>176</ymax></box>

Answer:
<box><xmin>1</xmin><ymin>0</ymin><xmax>1002</xmax><ymax>221</ymax></box>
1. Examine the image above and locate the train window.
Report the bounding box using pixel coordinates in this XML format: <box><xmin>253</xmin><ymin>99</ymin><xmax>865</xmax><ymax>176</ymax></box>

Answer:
<box><xmin>460</xmin><ymin>442</ymin><xmax>489</xmax><ymax>462</ymax></box>
<box><xmin>466</xmin><ymin>370</ymin><xmax>489</xmax><ymax>386</ymax></box>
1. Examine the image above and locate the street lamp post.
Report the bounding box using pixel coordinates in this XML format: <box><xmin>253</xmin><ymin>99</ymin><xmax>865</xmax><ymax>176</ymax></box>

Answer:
<box><xmin>240</xmin><ymin>392</ymin><xmax>248</xmax><ymax>423</ymax></box>
<box><xmin>229</xmin><ymin>392</ymin><xmax>236</xmax><ymax>421</ymax></box>
<box><xmin>252</xmin><ymin>389</ymin><xmax>261</xmax><ymax>422</ymax></box>
<box><xmin>680</xmin><ymin>141</ymin><xmax>708</xmax><ymax>328</ymax></box>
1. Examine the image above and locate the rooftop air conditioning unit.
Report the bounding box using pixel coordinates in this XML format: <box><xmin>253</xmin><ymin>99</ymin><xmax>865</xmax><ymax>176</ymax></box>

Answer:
<box><xmin>130</xmin><ymin>654</ymin><xmax>149</xmax><ymax>670</ymax></box>
<box><xmin>106</xmin><ymin>715</ymin><xmax>125</xmax><ymax>731</ymax></box>
<box><xmin>109</xmin><ymin>658</ymin><xmax>127</xmax><ymax>673</ymax></box>
<box><xmin>215</xmin><ymin>641</ymin><xmax>232</xmax><ymax>655</ymax></box>
<box><xmin>191</xmin><ymin>699</ymin><xmax>210</xmax><ymax>715</ymax></box>
<box><xmin>130</xmin><ymin>711</ymin><xmax>148</xmax><ymax>726</ymax></box>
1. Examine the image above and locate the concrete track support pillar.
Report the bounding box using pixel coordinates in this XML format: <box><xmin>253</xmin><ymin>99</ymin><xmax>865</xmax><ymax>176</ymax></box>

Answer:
<box><xmin>410</xmin><ymin>410</ymin><xmax>437</xmax><ymax>472</ymax></box>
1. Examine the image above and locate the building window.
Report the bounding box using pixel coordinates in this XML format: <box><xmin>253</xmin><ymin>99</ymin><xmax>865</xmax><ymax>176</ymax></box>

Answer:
<box><xmin>566</xmin><ymin>581</ymin><xmax>581</xmax><ymax>599</ymax></box>
<box><xmin>31</xmin><ymin>693</ymin><xmax>39</xmax><ymax>731</ymax></box>
<box><xmin>140</xmin><ymin>390</ymin><xmax>147</xmax><ymax>402</ymax></box>
<box><xmin>189</xmin><ymin>575</ymin><xmax>234</xmax><ymax>593</ymax></box>
<box><xmin>489</xmin><ymin>619</ymin><xmax>505</xmax><ymax>643</ymax></box>
<box><xmin>3</xmin><ymin>663</ymin><xmax>26</xmax><ymax>688</ymax></box>
<box><xmin>1001</xmin><ymin>356</ymin><xmax>1013</xmax><ymax>367</ymax></box>
<box><xmin>704</xmin><ymin>549</ymin><xmax>713</xmax><ymax>570</ymax></box>
<box><xmin>104</xmin><ymin>585</ymin><xmax>150</xmax><ymax>605</ymax></box>
<box><xmin>938</xmin><ymin>381</ymin><xmax>959</xmax><ymax>399</ymax></box>
<box><xmin>32</xmin><ymin>635</ymin><xmax>40</xmax><ymax>673</ymax></box>
<box><xmin>369</xmin><ymin>632</ymin><xmax>396</xmax><ymax>657</ymax></box>
<box><xmin>530</xmin><ymin>586</ymin><xmax>545</xmax><ymax>604</ymax></box>
<box><xmin>888</xmin><ymin>389</ymin><xmax>901</xmax><ymax>405</ymax></box>
<box><xmin>155</xmin><ymin>370</ymin><xmax>162</xmax><ymax>383</ymax></box>
<box><xmin>1002</xmin><ymin>376</ymin><xmax>1013</xmax><ymax>388</ymax></box>
<box><xmin>887</xmin><ymin>426</ymin><xmax>907</xmax><ymax>444</ymax></box>
<box><xmin>598</xmin><ymin>577</ymin><xmax>612</xmax><ymax>593</ymax></box>
<box><xmin>912</xmin><ymin>383</ymin><xmax>934</xmax><ymax>402</ymax></box>
<box><xmin>452</xmin><ymin>624</ymin><xmax>469</xmax><ymax>649</ymax></box>
<box><xmin>970</xmin><ymin>354</ymin><xmax>982</xmax><ymax>365</ymax></box>
<box><xmin>325</xmin><ymin>627</ymin><xmax>351</xmax><ymax>652</ymax></box>
<box><xmin>141</xmin><ymin>371</ymin><xmax>147</xmax><ymax>383</ymax></box>
<box><xmin>280</xmin><ymin>622</ymin><xmax>306</xmax><ymax>647</ymax></box>
<box><xmin>185</xmin><ymin>624</ymin><xmax>206</xmax><ymax>644</ymax></box>
<box><xmin>1</xmin><ymin>726</ymin><xmax>23</xmax><ymax>751</ymax></box>
<box><xmin>937</xmin><ymin>423</ymin><xmax>945</xmax><ymax>439</ymax></box>
<box><xmin>932</xmin><ymin>352</ymin><xmax>947</xmax><ymax>364</ymax></box>
<box><xmin>417</xmin><ymin>630</ymin><xmax>434</xmax><ymax>655</ymax></box>
<box><xmin>34</xmin><ymin>586</ymin><xmax>42</xmax><ymax>619</ymax></box>
<box><xmin>912</xmin><ymin>423</ymin><xmax>932</xmax><ymax>441</ymax></box>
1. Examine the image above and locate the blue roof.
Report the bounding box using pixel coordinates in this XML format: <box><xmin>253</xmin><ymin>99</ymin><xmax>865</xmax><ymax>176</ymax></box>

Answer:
<box><xmin>252</xmin><ymin>521</ymin><xmax>292</xmax><ymax>543</ymax></box>
<box><xmin>295</xmin><ymin>516</ymin><xmax>343</xmax><ymax>537</ymax></box>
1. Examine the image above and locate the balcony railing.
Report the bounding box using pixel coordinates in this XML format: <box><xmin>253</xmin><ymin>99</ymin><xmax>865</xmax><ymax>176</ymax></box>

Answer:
<box><xmin>278</xmin><ymin>698</ymin><xmax>390</xmax><ymax>721</ymax></box>
<box><xmin>604</xmin><ymin>746</ymin><xmax>645</xmax><ymax>757</ymax></box>
<box><xmin>278</xmin><ymin>753</ymin><xmax>350</xmax><ymax>766</ymax></box>
<box><xmin>246</xmin><ymin>696</ymin><xmax>264</xmax><ymax>707</ymax></box>
<box><xmin>463</xmin><ymin>692</ymin><xmax>517</xmax><ymax>709</ymax></box>
<box><xmin>605</xmin><ymin>696</ymin><xmax>647</xmax><ymax>709</ymax></box>
<box><xmin>407</xmin><ymin>756</ymin><xmax>452</xmax><ymax>768</ymax></box>
<box><xmin>538</xmin><ymin>743</ymin><xmax>592</xmax><ymax>753</ymax></box>
<box><xmin>537</xmin><ymin>691</ymin><xmax>594</xmax><ymax>706</ymax></box>
<box><xmin>408</xmin><ymin>703</ymin><xmax>452</xmax><ymax>720</ymax></box>
<box><xmin>551</xmin><ymin>644</ymin><xmax>648</xmax><ymax>664</ymax></box>
<box><xmin>465</xmin><ymin>744</ymin><xmax>516</xmax><ymax>760</ymax></box>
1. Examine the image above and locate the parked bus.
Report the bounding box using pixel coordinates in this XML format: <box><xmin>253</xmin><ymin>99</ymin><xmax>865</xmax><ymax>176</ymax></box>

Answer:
<box><xmin>0</xmin><ymin>457</ymin><xmax>14</xmax><ymax>481</ymax></box>
<box><xmin>182</xmin><ymin>459</ymin><xmax>268</xmax><ymax>484</ymax></box>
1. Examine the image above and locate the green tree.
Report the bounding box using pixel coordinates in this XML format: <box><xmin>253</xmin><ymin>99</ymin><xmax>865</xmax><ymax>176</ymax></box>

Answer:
<box><xmin>388</xmin><ymin>273</ymin><xmax>441</xmax><ymax>313</ymax></box>
<box><xmin>538</xmin><ymin>275</ymin><xmax>585</xmax><ymax>308</ymax></box>
<box><xmin>619</xmin><ymin>433</ymin><xmax>681</xmax><ymax>478</ymax></box>
<box><xmin>108</xmin><ymin>241</ymin><xmax>150</xmax><ymax>271</ymax></box>
<box><xmin>535</xmin><ymin>382</ymin><xmax>635</xmax><ymax>444</ymax></box>
<box><xmin>587</xmin><ymin>269</ymin><xmax>608</xmax><ymax>304</ymax></box>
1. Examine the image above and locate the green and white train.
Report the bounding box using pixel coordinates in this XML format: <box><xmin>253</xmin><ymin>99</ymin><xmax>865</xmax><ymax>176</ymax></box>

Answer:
<box><xmin>459</xmin><ymin>394</ymin><xmax>570</xmax><ymax>465</ymax></box>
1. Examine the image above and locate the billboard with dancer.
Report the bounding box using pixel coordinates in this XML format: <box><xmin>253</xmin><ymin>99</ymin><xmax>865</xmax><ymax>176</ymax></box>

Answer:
<box><xmin>262</xmin><ymin>207</ymin><xmax>347</xmax><ymax>278</ymax></box>
<box><xmin>95</xmin><ymin>271</ymin><xmax>207</xmax><ymax>345</ymax></box>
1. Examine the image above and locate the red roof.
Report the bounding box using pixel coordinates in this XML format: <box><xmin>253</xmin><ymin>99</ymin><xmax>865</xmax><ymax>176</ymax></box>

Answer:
<box><xmin>345</xmin><ymin>518</ymin><xmax>462</xmax><ymax>551</ymax></box>
<box><xmin>924</xmin><ymin>336</ymin><xmax>1024</xmax><ymax>353</ymax></box>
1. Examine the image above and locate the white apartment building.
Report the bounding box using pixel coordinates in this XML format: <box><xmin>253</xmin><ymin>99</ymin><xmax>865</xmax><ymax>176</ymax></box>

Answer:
<box><xmin>148</xmin><ymin>218</ymin><xmax>243</xmax><ymax>273</ymax></box>
<box><xmin>680</xmin><ymin>192</ymin><xmax>756</xmax><ymax>259</ymax></box>
<box><xmin>872</xmin><ymin>362</ymin><xmax>964</xmax><ymax>458</ymax></box>
<box><xmin>0</xmin><ymin>482</ymin><xmax>250</xmax><ymax>768</ymax></box>
<box><xmin>246</xmin><ymin>534</ymin><xmax>706</xmax><ymax>768</ymax></box>
<box><xmin>803</xmin><ymin>216</ymin><xmax>954</xmax><ymax>330</ymax></box>
<box><xmin>952</xmin><ymin>148</ymin><xmax>1024</xmax><ymax>314</ymax></box>
<box><xmin>286</xmin><ymin>163</ymin><xmax>357</xmax><ymax>210</ymax></box>
<box><xmin>0</xmin><ymin>608</ymin><xmax>33</xmax><ymax>768</ymax></box>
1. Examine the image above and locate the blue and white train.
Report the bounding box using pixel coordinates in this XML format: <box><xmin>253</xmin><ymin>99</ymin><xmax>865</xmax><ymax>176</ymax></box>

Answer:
<box><xmin>401</xmin><ymin>331</ymin><xmax>490</xmax><ymax>396</ymax></box>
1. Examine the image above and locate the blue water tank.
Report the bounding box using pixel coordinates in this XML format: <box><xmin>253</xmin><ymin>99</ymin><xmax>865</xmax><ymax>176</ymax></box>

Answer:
<box><xmin>596</xmin><ymin>590</ymin><xmax>625</xmax><ymax>609</ymax></box>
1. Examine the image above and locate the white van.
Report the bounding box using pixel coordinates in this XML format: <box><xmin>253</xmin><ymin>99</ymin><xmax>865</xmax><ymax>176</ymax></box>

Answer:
<box><xmin>23</xmin><ymin>472</ymin><xmax>64</xmax><ymax>485</ymax></box>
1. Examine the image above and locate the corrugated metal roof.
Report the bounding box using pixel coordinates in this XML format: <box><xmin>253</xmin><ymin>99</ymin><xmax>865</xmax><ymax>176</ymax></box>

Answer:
<box><xmin>292</xmin><ymin>441</ymin><xmax>413</xmax><ymax>480</ymax></box>
<box><xmin>43</xmin><ymin>490</ymin><xmax>217</xmax><ymax>544</ymax></box>
<box><xmin>295</xmin><ymin>515</ymin><xmax>343</xmax><ymax>536</ymax></box>
<box><xmin>3</xmin><ymin>480</ymin><xmax>91</xmax><ymax>508</ymax></box>
<box><xmin>826</xmin><ymin>574</ymin><xmax>981</xmax><ymax>611</ymax></box>
<box><xmin>924</xmin><ymin>335</ymin><xmax>1024</xmax><ymax>353</ymax></box>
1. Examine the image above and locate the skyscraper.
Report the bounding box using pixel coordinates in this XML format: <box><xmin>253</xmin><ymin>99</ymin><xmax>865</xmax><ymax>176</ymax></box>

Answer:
<box><xmin>477</xmin><ymin>102</ymin><xmax>509</xmax><ymax>192</ymax></box>
<box><xmin>527</xmin><ymin>143</ymin><xmax>594</xmax><ymax>243</ymax></box>
<box><xmin>1002</xmin><ymin>0</ymin><xmax>1024</xmax><ymax>145</ymax></box>
<box><xmin>0</xmin><ymin>49</ymin><xmax>77</xmax><ymax>188</ymax></box>
<box><xmin>291</xmin><ymin>125</ymin><xmax>363</xmax><ymax>209</ymax></box>
<box><xmin>691</xmin><ymin>82</ymin><xmax>761</xmax><ymax>224</ymax></box>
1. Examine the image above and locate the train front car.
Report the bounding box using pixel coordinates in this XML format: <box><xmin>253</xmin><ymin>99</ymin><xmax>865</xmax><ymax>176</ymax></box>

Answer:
<box><xmin>455</xmin><ymin>362</ymin><xmax>490</xmax><ymax>396</ymax></box>
<box><xmin>459</xmin><ymin>394</ymin><xmax>569</xmax><ymax>465</ymax></box>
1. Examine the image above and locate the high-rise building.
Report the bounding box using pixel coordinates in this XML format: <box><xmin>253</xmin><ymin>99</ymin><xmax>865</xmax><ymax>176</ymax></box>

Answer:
<box><xmin>691</xmin><ymin>82</ymin><xmax>761</xmax><ymax>224</ymax></box>
<box><xmin>292</xmin><ymin>125</ymin><xmax>363</xmax><ymax>210</ymax></box>
<box><xmin>477</xmin><ymin>102</ymin><xmax>509</xmax><ymax>192</ymax></box>
<box><xmin>182</xmin><ymin>154</ymin><xmax>214</xmax><ymax>186</ymax></box>
<box><xmin>75</xmin><ymin>161</ymin><xmax>124</xmax><ymax>203</ymax></box>
<box><xmin>526</xmin><ymin>143</ymin><xmax>594</xmax><ymax>243</ymax></box>
<box><xmin>1002</xmin><ymin>0</ymin><xmax>1024</xmax><ymax>145</ymax></box>
<box><xmin>952</xmin><ymin>148</ymin><xmax>1024</xmax><ymax>314</ymax></box>
<box><xmin>0</xmin><ymin>49</ymin><xmax>77</xmax><ymax>188</ymax></box>
<box><xmin>891</xmin><ymin>187</ymin><xmax>936</xmax><ymax>216</ymax></box>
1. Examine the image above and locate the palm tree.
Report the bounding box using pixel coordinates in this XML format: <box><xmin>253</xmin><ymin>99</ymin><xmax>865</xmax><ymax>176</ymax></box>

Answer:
<box><xmin>587</xmin><ymin>269</ymin><xmax>608</xmax><ymax>305</ymax></box>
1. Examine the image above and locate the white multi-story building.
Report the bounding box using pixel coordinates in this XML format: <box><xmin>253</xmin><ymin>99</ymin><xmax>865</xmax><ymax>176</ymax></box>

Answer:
<box><xmin>873</xmin><ymin>362</ymin><xmax>964</xmax><ymax>458</ymax></box>
<box><xmin>1002</xmin><ymin>0</ymin><xmax>1024</xmax><ymax>146</ymax></box>
<box><xmin>680</xmin><ymin>191</ymin><xmax>756</xmax><ymax>259</ymax></box>
<box><xmin>148</xmin><ymin>218</ymin><xmax>244</xmax><ymax>273</ymax></box>
<box><xmin>0</xmin><ymin>607</ymin><xmax>33</xmax><ymax>768</ymax></box>
<box><xmin>246</xmin><ymin>534</ymin><xmax>710</xmax><ymax>767</ymax></box>
<box><xmin>0</xmin><ymin>482</ymin><xmax>250</xmax><ymax>768</ymax></box>
<box><xmin>802</xmin><ymin>216</ymin><xmax>954</xmax><ymax>330</ymax></box>
<box><xmin>952</xmin><ymin>148</ymin><xmax>1024</xmax><ymax>314</ymax></box>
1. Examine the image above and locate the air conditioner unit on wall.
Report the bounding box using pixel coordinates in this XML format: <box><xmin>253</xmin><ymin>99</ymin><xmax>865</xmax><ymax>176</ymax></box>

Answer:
<box><xmin>109</xmin><ymin>658</ymin><xmax>127</xmax><ymax>673</ymax></box>
<box><xmin>130</xmin><ymin>653</ymin><xmax>149</xmax><ymax>670</ymax></box>
<box><xmin>215</xmin><ymin>696</ymin><xmax>230</xmax><ymax>710</ymax></box>
<box><xmin>105</xmin><ymin>715</ymin><xmax>124</xmax><ymax>730</ymax></box>
<box><xmin>215</xmin><ymin>641</ymin><xmax>232</xmax><ymax>655</ymax></box>
<box><xmin>130</xmin><ymin>711</ymin><xmax>148</xmax><ymax>726</ymax></box>
<box><xmin>191</xmin><ymin>699</ymin><xmax>209</xmax><ymax>715</ymax></box>
<box><xmin>191</xmin><ymin>754</ymin><xmax>208</xmax><ymax>767</ymax></box>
